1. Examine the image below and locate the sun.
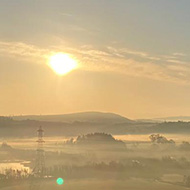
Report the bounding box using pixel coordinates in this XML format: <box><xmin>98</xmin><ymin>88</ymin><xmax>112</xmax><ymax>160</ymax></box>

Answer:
<box><xmin>48</xmin><ymin>53</ymin><xmax>77</xmax><ymax>75</ymax></box>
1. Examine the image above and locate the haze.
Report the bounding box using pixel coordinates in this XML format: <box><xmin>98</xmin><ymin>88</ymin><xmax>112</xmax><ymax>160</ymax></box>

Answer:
<box><xmin>0</xmin><ymin>0</ymin><xmax>190</xmax><ymax>119</ymax></box>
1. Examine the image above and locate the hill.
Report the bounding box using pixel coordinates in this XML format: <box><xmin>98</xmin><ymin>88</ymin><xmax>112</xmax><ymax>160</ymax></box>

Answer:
<box><xmin>64</xmin><ymin>132</ymin><xmax>126</xmax><ymax>150</ymax></box>
<box><xmin>12</xmin><ymin>112</ymin><xmax>134</xmax><ymax>124</ymax></box>
<box><xmin>1</xmin><ymin>114</ymin><xmax>190</xmax><ymax>138</ymax></box>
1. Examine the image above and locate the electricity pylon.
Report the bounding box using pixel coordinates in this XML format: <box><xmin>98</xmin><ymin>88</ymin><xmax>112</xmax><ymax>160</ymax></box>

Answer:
<box><xmin>29</xmin><ymin>126</ymin><xmax>45</xmax><ymax>190</ymax></box>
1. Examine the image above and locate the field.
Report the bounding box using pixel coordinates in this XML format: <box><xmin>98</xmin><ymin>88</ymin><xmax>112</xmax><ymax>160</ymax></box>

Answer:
<box><xmin>1</xmin><ymin>134</ymin><xmax>190</xmax><ymax>190</ymax></box>
<box><xmin>0</xmin><ymin>178</ymin><xmax>188</xmax><ymax>190</ymax></box>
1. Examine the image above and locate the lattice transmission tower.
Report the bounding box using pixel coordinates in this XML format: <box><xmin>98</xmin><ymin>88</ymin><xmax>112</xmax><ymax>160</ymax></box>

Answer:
<box><xmin>29</xmin><ymin>126</ymin><xmax>46</xmax><ymax>190</ymax></box>
<box><xmin>34</xmin><ymin>126</ymin><xmax>45</xmax><ymax>177</ymax></box>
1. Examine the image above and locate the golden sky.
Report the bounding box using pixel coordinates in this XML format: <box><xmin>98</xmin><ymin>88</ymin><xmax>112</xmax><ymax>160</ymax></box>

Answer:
<box><xmin>0</xmin><ymin>1</ymin><xmax>190</xmax><ymax>119</ymax></box>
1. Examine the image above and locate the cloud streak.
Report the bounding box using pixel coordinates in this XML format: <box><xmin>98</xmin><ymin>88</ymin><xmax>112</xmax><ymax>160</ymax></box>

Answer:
<box><xmin>0</xmin><ymin>40</ymin><xmax>189</xmax><ymax>85</ymax></box>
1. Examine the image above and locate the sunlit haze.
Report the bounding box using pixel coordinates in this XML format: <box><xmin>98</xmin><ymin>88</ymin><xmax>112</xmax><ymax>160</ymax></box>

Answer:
<box><xmin>0</xmin><ymin>0</ymin><xmax>190</xmax><ymax>119</ymax></box>
<box><xmin>1</xmin><ymin>2</ymin><xmax>190</xmax><ymax>190</ymax></box>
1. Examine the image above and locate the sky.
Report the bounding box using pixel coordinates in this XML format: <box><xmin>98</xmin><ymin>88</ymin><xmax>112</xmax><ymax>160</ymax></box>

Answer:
<box><xmin>0</xmin><ymin>0</ymin><xmax>190</xmax><ymax>119</ymax></box>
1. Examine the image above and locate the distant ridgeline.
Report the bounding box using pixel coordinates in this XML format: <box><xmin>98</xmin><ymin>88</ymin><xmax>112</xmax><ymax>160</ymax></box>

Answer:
<box><xmin>0</xmin><ymin>116</ymin><xmax>13</xmax><ymax>121</ymax></box>
<box><xmin>0</xmin><ymin>114</ymin><xmax>190</xmax><ymax>137</ymax></box>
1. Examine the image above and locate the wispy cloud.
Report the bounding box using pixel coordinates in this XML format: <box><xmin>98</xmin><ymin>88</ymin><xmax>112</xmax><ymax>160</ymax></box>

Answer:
<box><xmin>107</xmin><ymin>47</ymin><xmax>161</xmax><ymax>61</ymax></box>
<box><xmin>0</xmin><ymin>40</ymin><xmax>189</xmax><ymax>85</ymax></box>
<box><xmin>166</xmin><ymin>59</ymin><xmax>187</xmax><ymax>65</ymax></box>
<box><xmin>173</xmin><ymin>52</ymin><xmax>186</xmax><ymax>56</ymax></box>
<box><xmin>0</xmin><ymin>41</ymin><xmax>50</xmax><ymax>62</ymax></box>
<box><xmin>60</xmin><ymin>13</ymin><xmax>74</xmax><ymax>18</ymax></box>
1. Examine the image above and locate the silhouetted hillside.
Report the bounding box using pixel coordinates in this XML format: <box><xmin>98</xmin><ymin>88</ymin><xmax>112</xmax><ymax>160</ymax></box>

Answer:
<box><xmin>1</xmin><ymin>116</ymin><xmax>190</xmax><ymax>137</ymax></box>
<box><xmin>12</xmin><ymin>112</ymin><xmax>134</xmax><ymax>124</ymax></box>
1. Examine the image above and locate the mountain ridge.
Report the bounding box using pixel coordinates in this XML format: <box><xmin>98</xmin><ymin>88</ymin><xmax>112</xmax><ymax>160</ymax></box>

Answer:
<box><xmin>12</xmin><ymin>111</ymin><xmax>134</xmax><ymax>124</ymax></box>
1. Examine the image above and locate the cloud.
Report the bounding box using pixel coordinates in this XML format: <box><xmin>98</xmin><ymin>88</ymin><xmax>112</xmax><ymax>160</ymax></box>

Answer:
<box><xmin>0</xmin><ymin>41</ymin><xmax>50</xmax><ymax>63</ymax></box>
<box><xmin>166</xmin><ymin>59</ymin><xmax>187</xmax><ymax>64</ymax></box>
<box><xmin>60</xmin><ymin>13</ymin><xmax>74</xmax><ymax>17</ymax></box>
<box><xmin>107</xmin><ymin>46</ymin><xmax>161</xmax><ymax>61</ymax></box>
<box><xmin>0</xmin><ymin>40</ymin><xmax>189</xmax><ymax>85</ymax></box>
<box><xmin>173</xmin><ymin>52</ymin><xmax>186</xmax><ymax>56</ymax></box>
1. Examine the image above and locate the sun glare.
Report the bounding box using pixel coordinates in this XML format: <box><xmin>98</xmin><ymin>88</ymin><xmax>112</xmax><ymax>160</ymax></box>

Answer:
<box><xmin>48</xmin><ymin>53</ymin><xmax>77</xmax><ymax>75</ymax></box>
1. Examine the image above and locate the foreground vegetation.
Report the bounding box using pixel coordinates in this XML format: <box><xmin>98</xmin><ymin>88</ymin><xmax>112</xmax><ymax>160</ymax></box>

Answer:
<box><xmin>1</xmin><ymin>133</ymin><xmax>190</xmax><ymax>189</ymax></box>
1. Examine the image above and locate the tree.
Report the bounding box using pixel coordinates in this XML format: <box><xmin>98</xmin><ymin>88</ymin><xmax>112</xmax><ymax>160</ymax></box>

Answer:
<box><xmin>179</xmin><ymin>141</ymin><xmax>190</xmax><ymax>150</ymax></box>
<box><xmin>0</xmin><ymin>142</ymin><xmax>13</xmax><ymax>151</ymax></box>
<box><xmin>149</xmin><ymin>134</ymin><xmax>175</xmax><ymax>144</ymax></box>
